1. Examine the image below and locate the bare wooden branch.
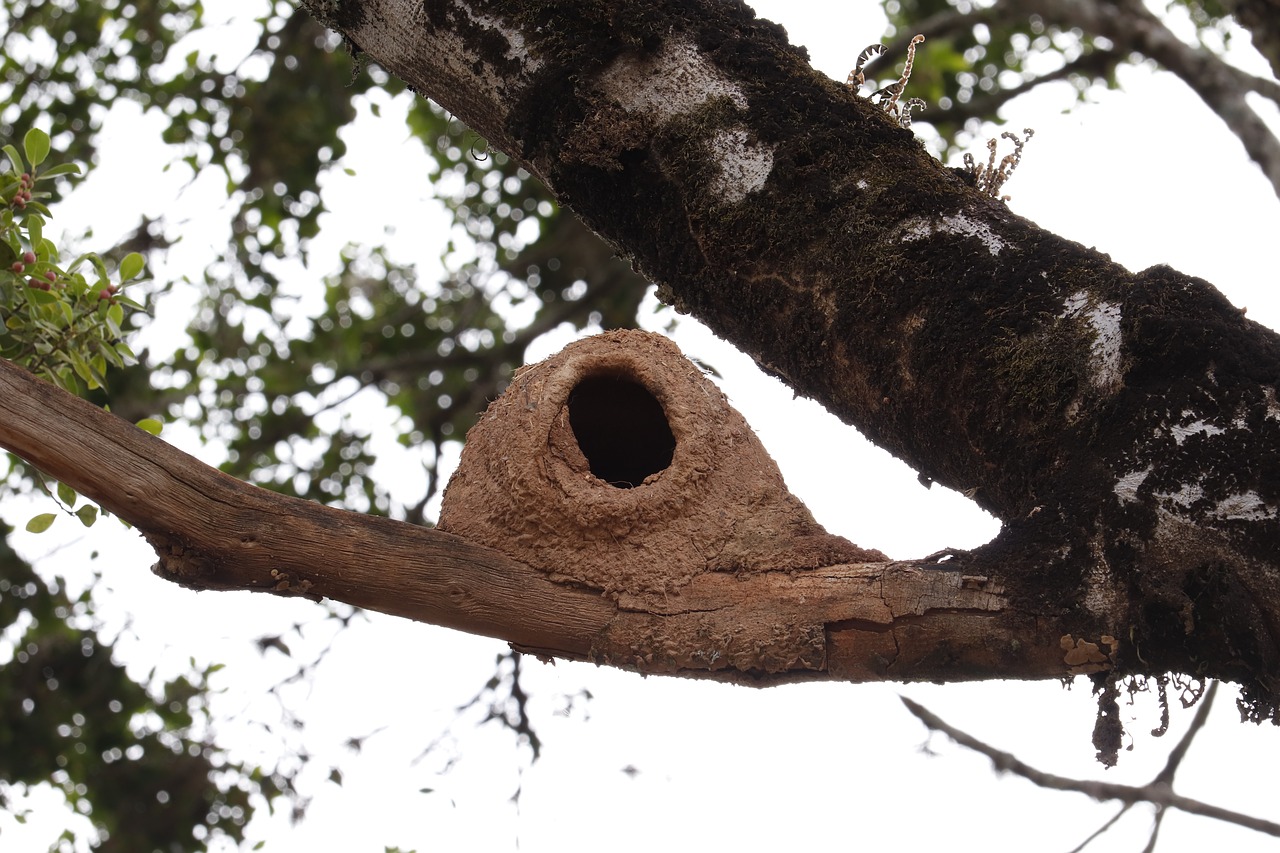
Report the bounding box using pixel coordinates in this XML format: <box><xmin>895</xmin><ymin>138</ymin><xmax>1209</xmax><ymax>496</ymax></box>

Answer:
<box><xmin>0</xmin><ymin>356</ymin><xmax>612</xmax><ymax>657</ymax></box>
<box><xmin>901</xmin><ymin>690</ymin><xmax>1280</xmax><ymax>837</ymax></box>
<box><xmin>0</xmin><ymin>353</ymin><xmax>1100</xmax><ymax>685</ymax></box>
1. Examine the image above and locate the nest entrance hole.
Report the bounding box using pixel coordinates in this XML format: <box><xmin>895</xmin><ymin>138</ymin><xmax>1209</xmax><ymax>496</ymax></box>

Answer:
<box><xmin>568</xmin><ymin>375</ymin><xmax>676</xmax><ymax>488</ymax></box>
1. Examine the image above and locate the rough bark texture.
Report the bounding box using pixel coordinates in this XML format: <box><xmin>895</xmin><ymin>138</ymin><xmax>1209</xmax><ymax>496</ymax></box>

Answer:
<box><xmin>1</xmin><ymin>0</ymin><xmax>1276</xmax><ymax>710</ymax></box>
<box><xmin>300</xmin><ymin>0</ymin><xmax>1279</xmax><ymax>713</ymax></box>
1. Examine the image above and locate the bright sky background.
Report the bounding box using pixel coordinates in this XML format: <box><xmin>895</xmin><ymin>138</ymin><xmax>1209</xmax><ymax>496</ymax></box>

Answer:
<box><xmin>4</xmin><ymin>1</ymin><xmax>1280</xmax><ymax>851</ymax></box>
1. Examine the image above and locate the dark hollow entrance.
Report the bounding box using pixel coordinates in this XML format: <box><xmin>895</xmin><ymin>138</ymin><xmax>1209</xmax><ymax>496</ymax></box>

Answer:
<box><xmin>567</xmin><ymin>376</ymin><xmax>676</xmax><ymax>487</ymax></box>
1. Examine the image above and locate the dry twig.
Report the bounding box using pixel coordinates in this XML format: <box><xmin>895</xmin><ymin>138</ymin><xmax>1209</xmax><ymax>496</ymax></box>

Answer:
<box><xmin>900</xmin><ymin>685</ymin><xmax>1280</xmax><ymax>842</ymax></box>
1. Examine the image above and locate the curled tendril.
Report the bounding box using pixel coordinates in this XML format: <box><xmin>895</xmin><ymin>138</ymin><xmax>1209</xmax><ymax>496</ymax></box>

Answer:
<box><xmin>963</xmin><ymin>128</ymin><xmax>1035</xmax><ymax>200</ymax></box>
<box><xmin>899</xmin><ymin>97</ymin><xmax>927</xmax><ymax>129</ymax></box>
<box><xmin>848</xmin><ymin>35</ymin><xmax>926</xmax><ymax>129</ymax></box>
<box><xmin>847</xmin><ymin>43</ymin><xmax>886</xmax><ymax>88</ymax></box>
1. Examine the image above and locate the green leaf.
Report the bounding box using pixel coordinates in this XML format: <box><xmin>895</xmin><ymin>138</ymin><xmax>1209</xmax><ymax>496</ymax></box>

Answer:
<box><xmin>23</xmin><ymin>129</ymin><xmax>51</xmax><ymax>168</ymax></box>
<box><xmin>119</xmin><ymin>252</ymin><xmax>145</xmax><ymax>281</ymax></box>
<box><xmin>34</xmin><ymin>163</ymin><xmax>81</xmax><ymax>180</ymax></box>
<box><xmin>1</xmin><ymin>144</ymin><xmax>23</xmax><ymax>172</ymax></box>
<box><xmin>136</xmin><ymin>417</ymin><xmax>163</xmax><ymax>436</ymax></box>
<box><xmin>28</xmin><ymin>214</ymin><xmax>43</xmax><ymax>247</ymax></box>
<box><xmin>68</xmin><ymin>350</ymin><xmax>93</xmax><ymax>383</ymax></box>
<box><xmin>75</xmin><ymin>504</ymin><xmax>98</xmax><ymax>527</ymax></box>
<box><xmin>57</xmin><ymin>480</ymin><xmax>77</xmax><ymax>507</ymax></box>
<box><xmin>25</xmin><ymin>513</ymin><xmax>56</xmax><ymax>533</ymax></box>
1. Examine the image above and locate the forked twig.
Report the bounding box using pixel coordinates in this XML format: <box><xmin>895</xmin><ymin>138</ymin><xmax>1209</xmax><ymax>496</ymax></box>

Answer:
<box><xmin>900</xmin><ymin>686</ymin><xmax>1280</xmax><ymax>841</ymax></box>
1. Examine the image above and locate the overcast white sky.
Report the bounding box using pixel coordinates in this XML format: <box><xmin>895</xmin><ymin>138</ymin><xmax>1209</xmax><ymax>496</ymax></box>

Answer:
<box><xmin>4</xmin><ymin>1</ymin><xmax>1280</xmax><ymax>851</ymax></box>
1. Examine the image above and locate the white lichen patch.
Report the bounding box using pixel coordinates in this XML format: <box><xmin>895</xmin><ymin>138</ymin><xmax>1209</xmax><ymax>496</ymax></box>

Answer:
<box><xmin>1061</xmin><ymin>290</ymin><xmax>1123</xmax><ymax>389</ymax></box>
<box><xmin>457</xmin><ymin>1</ymin><xmax>544</xmax><ymax>72</ymax></box>
<box><xmin>1211</xmin><ymin>491</ymin><xmax>1276</xmax><ymax>521</ymax></box>
<box><xmin>599</xmin><ymin>40</ymin><xmax>775</xmax><ymax>202</ymax></box>
<box><xmin>1171</xmin><ymin>415</ymin><xmax>1226</xmax><ymax>445</ymax></box>
<box><xmin>1113</xmin><ymin>466</ymin><xmax>1152</xmax><ymax>504</ymax></box>
<box><xmin>1157</xmin><ymin>481</ymin><xmax>1204</xmax><ymax>509</ymax></box>
<box><xmin>899</xmin><ymin>213</ymin><xmax>1006</xmax><ymax>255</ymax></box>
<box><xmin>707</xmin><ymin>128</ymin><xmax>773</xmax><ymax>203</ymax></box>
<box><xmin>602</xmin><ymin>39</ymin><xmax>747</xmax><ymax>121</ymax></box>
<box><xmin>1153</xmin><ymin>480</ymin><xmax>1276</xmax><ymax>521</ymax></box>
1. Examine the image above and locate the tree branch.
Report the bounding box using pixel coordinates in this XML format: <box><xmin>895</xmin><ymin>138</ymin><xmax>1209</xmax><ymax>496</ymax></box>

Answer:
<box><xmin>5</xmin><ymin>0</ymin><xmax>1279</xmax><ymax>700</ymax></box>
<box><xmin>0</xmin><ymin>354</ymin><xmax>1089</xmax><ymax>685</ymax></box>
<box><xmin>1010</xmin><ymin>0</ymin><xmax>1280</xmax><ymax>198</ymax></box>
<box><xmin>0</xmin><ymin>356</ymin><xmax>612</xmax><ymax>657</ymax></box>
<box><xmin>1219</xmin><ymin>0</ymin><xmax>1280</xmax><ymax>78</ymax></box>
<box><xmin>861</xmin><ymin>5</ymin><xmax>1004</xmax><ymax>81</ymax></box>
<box><xmin>928</xmin><ymin>50</ymin><xmax>1122</xmax><ymax>128</ymax></box>
<box><xmin>901</xmin><ymin>690</ymin><xmax>1280</xmax><ymax>838</ymax></box>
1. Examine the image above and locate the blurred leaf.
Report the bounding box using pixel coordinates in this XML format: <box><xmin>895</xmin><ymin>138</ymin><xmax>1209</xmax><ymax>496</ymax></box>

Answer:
<box><xmin>22</xmin><ymin>129</ymin><xmax>50</xmax><ymax>168</ymax></box>
<box><xmin>24</xmin><ymin>512</ymin><xmax>56</xmax><ymax>533</ymax></box>
<box><xmin>119</xmin><ymin>252</ymin><xmax>145</xmax><ymax>282</ymax></box>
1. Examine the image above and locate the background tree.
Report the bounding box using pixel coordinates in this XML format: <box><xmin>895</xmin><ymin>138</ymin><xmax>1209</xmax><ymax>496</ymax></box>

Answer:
<box><xmin>1</xmin><ymin>0</ymin><xmax>1278</xmax><ymax>850</ymax></box>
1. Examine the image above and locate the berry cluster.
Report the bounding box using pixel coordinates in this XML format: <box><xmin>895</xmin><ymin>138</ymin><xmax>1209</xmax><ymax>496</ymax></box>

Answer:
<box><xmin>3</xmin><ymin>127</ymin><xmax>142</xmax><ymax>393</ymax></box>
<box><xmin>10</xmin><ymin>171</ymin><xmax>34</xmax><ymax>208</ymax></box>
<box><xmin>9</xmin><ymin>249</ymin><xmax>58</xmax><ymax>291</ymax></box>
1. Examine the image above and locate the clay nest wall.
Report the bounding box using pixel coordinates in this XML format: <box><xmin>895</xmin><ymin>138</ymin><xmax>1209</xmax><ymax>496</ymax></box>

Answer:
<box><xmin>438</xmin><ymin>329</ymin><xmax>886</xmax><ymax>597</ymax></box>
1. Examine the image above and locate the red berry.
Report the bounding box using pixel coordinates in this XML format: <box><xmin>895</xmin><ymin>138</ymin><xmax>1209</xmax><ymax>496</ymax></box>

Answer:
<box><xmin>22</xmin><ymin>251</ymin><xmax>35</xmax><ymax>265</ymax></box>
<box><xmin>20</xmin><ymin>173</ymin><xmax>31</xmax><ymax>186</ymax></box>
<box><xmin>10</xmin><ymin>261</ymin><xmax>22</xmax><ymax>273</ymax></box>
<box><xmin>29</xmin><ymin>277</ymin><xmax>49</xmax><ymax>291</ymax></box>
<box><xmin>98</xmin><ymin>287</ymin><xmax>115</xmax><ymax>300</ymax></box>
<box><xmin>44</xmin><ymin>270</ymin><xmax>56</xmax><ymax>281</ymax></box>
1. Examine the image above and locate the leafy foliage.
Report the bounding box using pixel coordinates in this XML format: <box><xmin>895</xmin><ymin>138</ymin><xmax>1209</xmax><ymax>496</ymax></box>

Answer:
<box><xmin>0</xmin><ymin>526</ymin><xmax>287</xmax><ymax>851</ymax></box>
<box><xmin>1</xmin><ymin>129</ymin><xmax>143</xmax><ymax>394</ymax></box>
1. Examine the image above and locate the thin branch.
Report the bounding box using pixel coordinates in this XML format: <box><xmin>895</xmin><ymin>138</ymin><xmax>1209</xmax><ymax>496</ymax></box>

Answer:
<box><xmin>1064</xmin><ymin>803</ymin><xmax>1134</xmax><ymax>853</ymax></box>
<box><xmin>901</xmin><ymin>690</ymin><xmax>1280</xmax><ymax>838</ymax></box>
<box><xmin>1155</xmin><ymin>680</ymin><xmax>1218</xmax><ymax>783</ymax></box>
<box><xmin>1005</xmin><ymin>0</ymin><xmax>1280</xmax><ymax>198</ymax></box>
<box><xmin>873</xmin><ymin>0</ymin><xmax>1280</xmax><ymax>196</ymax></box>
<box><xmin>1067</xmin><ymin>681</ymin><xmax>1218</xmax><ymax>851</ymax></box>
<box><xmin>929</xmin><ymin>50</ymin><xmax>1122</xmax><ymax>128</ymax></box>
<box><xmin>865</xmin><ymin>4</ymin><xmax>1005</xmax><ymax>78</ymax></box>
